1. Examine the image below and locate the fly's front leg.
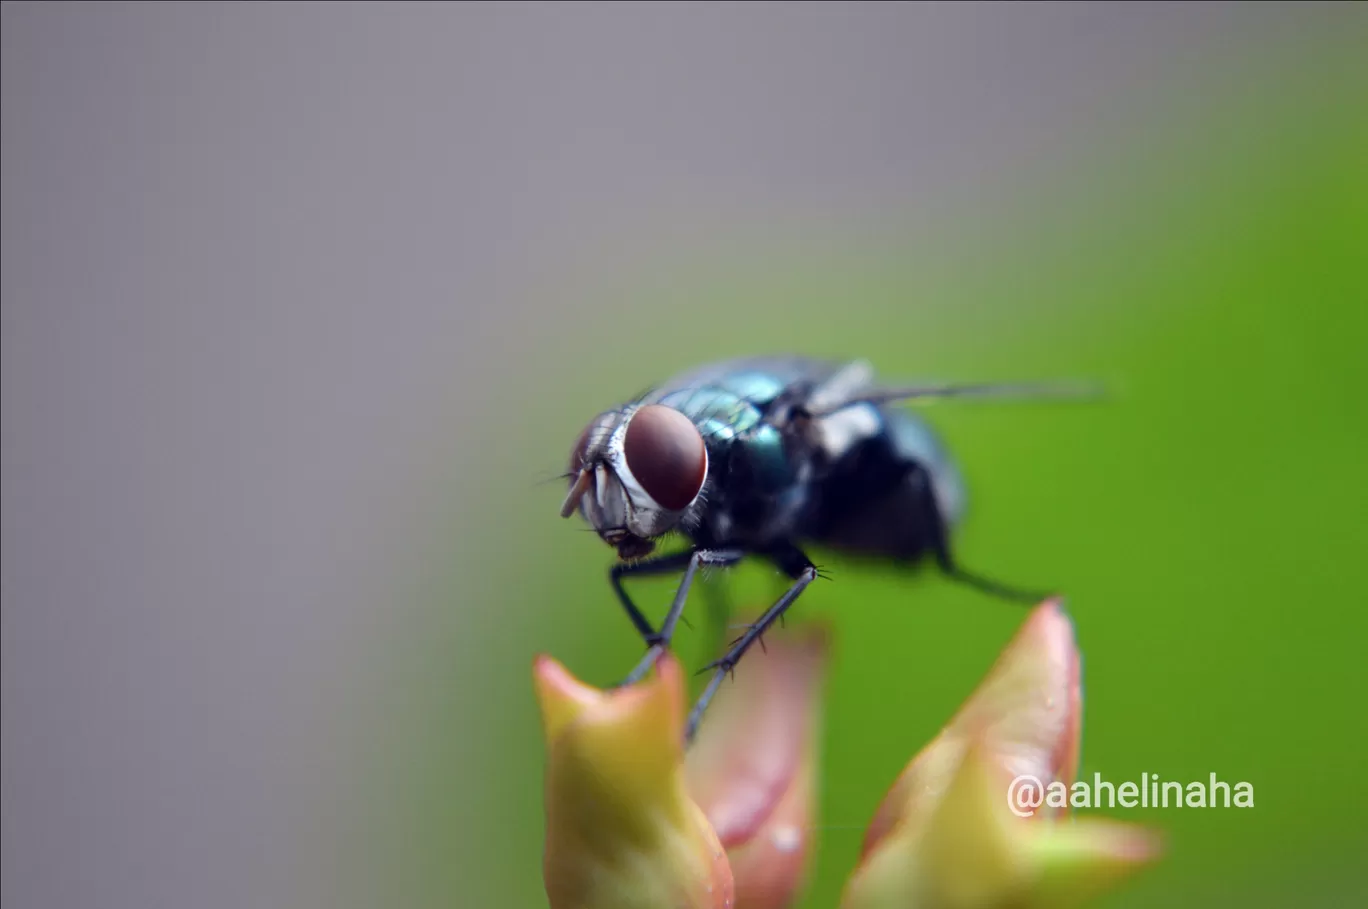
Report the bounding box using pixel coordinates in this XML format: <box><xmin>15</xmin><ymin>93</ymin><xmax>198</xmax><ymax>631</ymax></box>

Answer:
<box><xmin>614</xmin><ymin>548</ymin><xmax>746</xmax><ymax>687</ymax></box>
<box><xmin>684</xmin><ymin>542</ymin><xmax>820</xmax><ymax>743</ymax></box>
<box><xmin>609</xmin><ymin>550</ymin><xmax>696</xmax><ymax>644</ymax></box>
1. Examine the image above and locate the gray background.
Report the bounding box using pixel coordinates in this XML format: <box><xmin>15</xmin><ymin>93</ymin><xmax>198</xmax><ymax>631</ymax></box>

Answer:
<box><xmin>1</xmin><ymin>4</ymin><xmax>1348</xmax><ymax>909</ymax></box>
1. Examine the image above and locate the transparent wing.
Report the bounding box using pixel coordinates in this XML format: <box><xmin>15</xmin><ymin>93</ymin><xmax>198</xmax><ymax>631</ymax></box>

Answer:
<box><xmin>806</xmin><ymin>374</ymin><xmax>1105</xmax><ymax>416</ymax></box>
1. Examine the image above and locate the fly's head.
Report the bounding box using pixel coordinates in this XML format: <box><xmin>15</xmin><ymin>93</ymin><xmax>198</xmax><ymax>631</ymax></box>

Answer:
<box><xmin>560</xmin><ymin>404</ymin><xmax>709</xmax><ymax>560</ymax></box>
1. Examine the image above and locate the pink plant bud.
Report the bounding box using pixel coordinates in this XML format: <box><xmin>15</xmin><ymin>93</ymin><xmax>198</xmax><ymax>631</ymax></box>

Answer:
<box><xmin>842</xmin><ymin>600</ymin><xmax>1162</xmax><ymax>909</ymax></box>
<box><xmin>534</xmin><ymin>653</ymin><xmax>734</xmax><ymax>909</ymax></box>
<box><xmin>686</xmin><ymin>622</ymin><xmax>830</xmax><ymax>909</ymax></box>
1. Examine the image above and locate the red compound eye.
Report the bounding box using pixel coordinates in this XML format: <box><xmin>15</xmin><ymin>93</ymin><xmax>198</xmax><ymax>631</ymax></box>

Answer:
<box><xmin>622</xmin><ymin>404</ymin><xmax>707</xmax><ymax>511</ymax></box>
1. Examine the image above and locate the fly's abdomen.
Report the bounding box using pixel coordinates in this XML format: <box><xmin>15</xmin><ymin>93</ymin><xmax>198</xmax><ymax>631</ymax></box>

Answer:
<box><xmin>885</xmin><ymin>409</ymin><xmax>967</xmax><ymax>527</ymax></box>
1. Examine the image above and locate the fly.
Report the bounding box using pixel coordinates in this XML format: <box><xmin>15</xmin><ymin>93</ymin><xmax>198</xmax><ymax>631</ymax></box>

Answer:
<box><xmin>559</xmin><ymin>356</ymin><xmax>1096</xmax><ymax>742</ymax></box>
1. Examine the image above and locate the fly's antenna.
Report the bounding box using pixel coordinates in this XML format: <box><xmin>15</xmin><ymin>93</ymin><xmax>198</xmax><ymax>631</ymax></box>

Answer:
<box><xmin>810</xmin><ymin>378</ymin><xmax>1106</xmax><ymax>416</ymax></box>
<box><xmin>560</xmin><ymin>469</ymin><xmax>592</xmax><ymax>518</ymax></box>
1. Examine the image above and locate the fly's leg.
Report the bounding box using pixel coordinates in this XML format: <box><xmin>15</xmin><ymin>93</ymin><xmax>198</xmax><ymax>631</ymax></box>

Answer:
<box><xmin>910</xmin><ymin>468</ymin><xmax>1053</xmax><ymax>604</ymax></box>
<box><xmin>614</xmin><ymin>548</ymin><xmax>746</xmax><ymax>687</ymax></box>
<box><xmin>938</xmin><ymin>559</ymin><xmax>1051</xmax><ymax>604</ymax></box>
<box><xmin>699</xmin><ymin>570</ymin><xmax>736</xmax><ymax>671</ymax></box>
<box><xmin>609</xmin><ymin>550</ymin><xmax>695</xmax><ymax>642</ymax></box>
<box><xmin>684</xmin><ymin>543</ymin><xmax>819</xmax><ymax>743</ymax></box>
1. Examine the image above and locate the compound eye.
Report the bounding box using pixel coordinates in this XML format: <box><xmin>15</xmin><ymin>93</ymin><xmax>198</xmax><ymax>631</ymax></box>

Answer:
<box><xmin>622</xmin><ymin>404</ymin><xmax>707</xmax><ymax>511</ymax></box>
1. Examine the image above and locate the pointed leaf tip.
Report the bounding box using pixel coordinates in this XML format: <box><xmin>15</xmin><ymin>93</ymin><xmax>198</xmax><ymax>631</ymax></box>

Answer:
<box><xmin>533</xmin><ymin>654</ymin><xmax>604</xmax><ymax>743</ymax></box>
<box><xmin>843</xmin><ymin>601</ymin><xmax>1161</xmax><ymax>909</ymax></box>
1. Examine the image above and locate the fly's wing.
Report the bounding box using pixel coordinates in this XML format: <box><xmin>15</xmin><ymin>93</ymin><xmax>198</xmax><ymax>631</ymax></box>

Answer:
<box><xmin>805</xmin><ymin>371</ymin><xmax>1104</xmax><ymax>417</ymax></box>
<box><xmin>636</xmin><ymin>356</ymin><xmax>1101</xmax><ymax>416</ymax></box>
<box><xmin>802</xmin><ymin>359</ymin><xmax>878</xmax><ymax>413</ymax></box>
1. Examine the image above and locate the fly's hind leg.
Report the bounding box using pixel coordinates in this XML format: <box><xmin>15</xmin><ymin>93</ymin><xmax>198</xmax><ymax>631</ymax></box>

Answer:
<box><xmin>698</xmin><ymin>569</ymin><xmax>738</xmax><ymax>669</ymax></box>
<box><xmin>909</xmin><ymin>467</ymin><xmax>1054</xmax><ymax>605</ymax></box>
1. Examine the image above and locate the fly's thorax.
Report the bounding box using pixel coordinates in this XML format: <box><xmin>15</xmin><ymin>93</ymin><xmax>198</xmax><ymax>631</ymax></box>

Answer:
<box><xmin>563</xmin><ymin>404</ymin><xmax>710</xmax><ymax>556</ymax></box>
<box><xmin>694</xmin><ymin>421</ymin><xmax>812</xmax><ymax>547</ymax></box>
<box><xmin>805</xmin><ymin>402</ymin><xmax>883</xmax><ymax>466</ymax></box>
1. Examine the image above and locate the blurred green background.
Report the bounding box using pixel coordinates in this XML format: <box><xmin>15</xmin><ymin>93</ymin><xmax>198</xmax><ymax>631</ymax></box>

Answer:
<box><xmin>399</xmin><ymin>33</ymin><xmax>1367</xmax><ymax>909</ymax></box>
